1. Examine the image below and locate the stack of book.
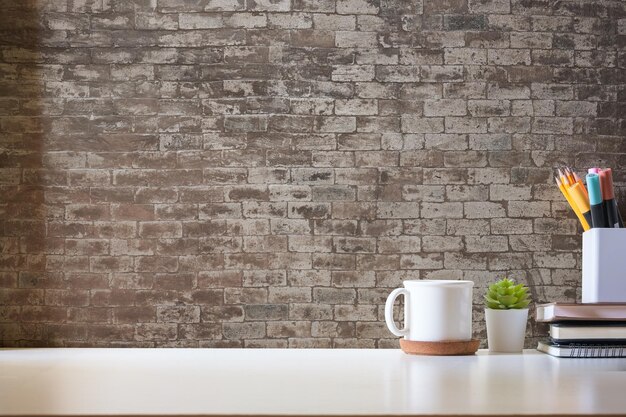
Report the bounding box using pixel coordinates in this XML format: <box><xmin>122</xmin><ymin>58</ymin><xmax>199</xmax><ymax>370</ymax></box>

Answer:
<box><xmin>536</xmin><ymin>303</ymin><xmax>626</xmax><ymax>358</ymax></box>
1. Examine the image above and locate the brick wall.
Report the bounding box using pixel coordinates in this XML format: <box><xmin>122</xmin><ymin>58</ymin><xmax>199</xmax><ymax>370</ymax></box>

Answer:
<box><xmin>1</xmin><ymin>0</ymin><xmax>625</xmax><ymax>347</ymax></box>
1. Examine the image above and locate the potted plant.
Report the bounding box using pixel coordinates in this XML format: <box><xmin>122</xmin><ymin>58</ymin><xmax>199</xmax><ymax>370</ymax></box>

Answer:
<box><xmin>484</xmin><ymin>278</ymin><xmax>531</xmax><ymax>353</ymax></box>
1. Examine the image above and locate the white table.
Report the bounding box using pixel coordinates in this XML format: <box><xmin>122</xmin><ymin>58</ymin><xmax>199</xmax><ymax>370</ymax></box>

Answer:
<box><xmin>1</xmin><ymin>348</ymin><xmax>625</xmax><ymax>416</ymax></box>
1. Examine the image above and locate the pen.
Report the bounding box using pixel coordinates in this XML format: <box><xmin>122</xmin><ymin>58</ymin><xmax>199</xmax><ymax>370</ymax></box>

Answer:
<box><xmin>568</xmin><ymin>182</ymin><xmax>593</xmax><ymax>229</ymax></box>
<box><xmin>587</xmin><ymin>173</ymin><xmax>608</xmax><ymax>228</ymax></box>
<box><xmin>588</xmin><ymin>168</ymin><xmax>600</xmax><ymax>175</ymax></box>
<box><xmin>555</xmin><ymin>176</ymin><xmax>590</xmax><ymax>231</ymax></box>
<box><xmin>600</xmin><ymin>168</ymin><xmax>621</xmax><ymax>228</ymax></box>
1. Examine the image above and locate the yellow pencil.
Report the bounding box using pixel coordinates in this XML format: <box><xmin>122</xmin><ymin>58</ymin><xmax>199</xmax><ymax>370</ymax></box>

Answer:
<box><xmin>558</xmin><ymin>168</ymin><xmax>571</xmax><ymax>186</ymax></box>
<box><xmin>572</xmin><ymin>171</ymin><xmax>589</xmax><ymax>199</ymax></box>
<box><xmin>555</xmin><ymin>176</ymin><xmax>590</xmax><ymax>231</ymax></box>
<box><xmin>565</xmin><ymin>167</ymin><xmax>576</xmax><ymax>185</ymax></box>
<box><xmin>568</xmin><ymin>182</ymin><xmax>593</xmax><ymax>229</ymax></box>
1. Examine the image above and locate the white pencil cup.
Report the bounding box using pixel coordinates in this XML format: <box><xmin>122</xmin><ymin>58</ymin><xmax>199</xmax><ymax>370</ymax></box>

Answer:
<box><xmin>582</xmin><ymin>228</ymin><xmax>626</xmax><ymax>303</ymax></box>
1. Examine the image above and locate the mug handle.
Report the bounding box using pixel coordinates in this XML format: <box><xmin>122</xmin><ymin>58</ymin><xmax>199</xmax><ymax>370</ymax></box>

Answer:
<box><xmin>385</xmin><ymin>288</ymin><xmax>410</xmax><ymax>337</ymax></box>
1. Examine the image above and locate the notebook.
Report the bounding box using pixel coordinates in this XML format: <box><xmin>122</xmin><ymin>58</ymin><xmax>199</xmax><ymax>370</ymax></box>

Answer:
<box><xmin>550</xmin><ymin>322</ymin><xmax>626</xmax><ymax>342</ymax></box>
<box><xmin>537</xmin><ymin>341</ymin><xmax>626</xmax><ymax>358</ymax></box>
<box><xmin>536</xmin><ymin>303</ymin><xmax>626</xmax><ymax>322</ymax></box>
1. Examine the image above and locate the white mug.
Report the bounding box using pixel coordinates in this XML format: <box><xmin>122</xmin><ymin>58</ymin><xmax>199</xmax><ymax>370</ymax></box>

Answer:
<box><xmin>385</xmin><ymin>280</ymin><xmax>474</xmax><ymax>342</ymax></box>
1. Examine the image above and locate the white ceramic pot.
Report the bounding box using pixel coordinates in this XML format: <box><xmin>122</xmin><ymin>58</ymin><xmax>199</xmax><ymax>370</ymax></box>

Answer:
<box><xmin>485</xmin><ymin>308</ymin><xmax>529</xmax><ymax>353</ymax></box>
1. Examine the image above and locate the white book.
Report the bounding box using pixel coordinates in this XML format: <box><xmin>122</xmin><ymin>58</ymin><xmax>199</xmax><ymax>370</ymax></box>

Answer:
<box><xmin>551</xmin><ymin>323</ymin><xmax>626</xmax><ymax>342</ymax></box>
<box><xmin>535</xmin><ymin>302</ymin><xmax>626</xmax><ymax>322</ymax></box>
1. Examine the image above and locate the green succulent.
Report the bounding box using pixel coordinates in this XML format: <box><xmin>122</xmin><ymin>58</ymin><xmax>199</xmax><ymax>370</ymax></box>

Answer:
<box><xmin>484</xmin><ymin>278</ymin><xmax>531</xmax><ymax>310</ymax></box>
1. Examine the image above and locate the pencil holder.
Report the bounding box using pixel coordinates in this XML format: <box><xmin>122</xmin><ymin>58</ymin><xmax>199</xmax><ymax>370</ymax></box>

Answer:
<box><xmin>582</xmin><ymin>228</ymin><xmax>626</xmax><ymax>303</ymax></box>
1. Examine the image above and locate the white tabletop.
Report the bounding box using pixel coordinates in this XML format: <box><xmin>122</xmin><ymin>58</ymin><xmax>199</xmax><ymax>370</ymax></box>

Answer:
<box><xmin>1</xmin><ymin>348</ymin><xmax>625</xmax><ymax>416</ymax></box>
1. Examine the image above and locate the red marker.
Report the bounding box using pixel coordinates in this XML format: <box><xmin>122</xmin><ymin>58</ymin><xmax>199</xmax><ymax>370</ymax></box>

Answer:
<box><xmin>600</xmin><ymin>169</ymin><xmax>622</xmax><ymax>228</ymax></box>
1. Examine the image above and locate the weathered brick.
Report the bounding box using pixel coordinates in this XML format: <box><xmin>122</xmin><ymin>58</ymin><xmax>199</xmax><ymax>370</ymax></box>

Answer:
<box><xmin>223</xmin><ymin>322</ymin><xmax>266</xmax><ymax>339</ymax></box>
<box><xmin>289</xmin><ymin>236</ymin><xmax>333</xmax><ymax>253</ymax></box>
<box><xmin>335</xmin><ymin>31</ymin><xmax>377</xmax><ymax>48</ymax></box>
<box><xmin>532</xmin><ymin>117</ymin><xmax>574</xmax><ymax>135</ymax></box>
<box><xmin>467</xmin><ymin>167</ymin><xmax>510</xmax><ymax>184</ymax></box>
<box><xmin>444</xmin><ymin>150</ymin><xmax>488</xmax><ymax>167</ymax></box>
<box><xmin>290</xmin><ymin>304</ymin><xmax>333</xmax><ymax>320</ymax></box>
<box><xmin>378</xmin><ymin>236</ymin><xmax>421</xmax><ymax>253</ymax></box>
<box><xmin>446</xmin><ymin>219</ymin><xmax>490</xmax><ymax>235</ymax></box>
<box><xmin>443</xmin><ymin>82</ymin><xmax>486</xmax><ymax>99</ymax></box>
<box><xmin>401</xmin><ymin>116</ymin><xmax>444</xmax><ymax>133</ymax></box>
<box><xmin>242</xmin><ymin>236</ymin><xmax>287</xmax><ymax>252</ymax></box>
<box><xmin>312</xmin><ymin>321</ymin><xmax>355</xmax><ymax>338</ymax></box>
<box><xmin>224</xmin><ymin>288</ymin><xmax>268</xmax><ymax>304</ymax></box>
<box><xmin>334</xmin><ymin>305</ymin><xmax>377</xmax><ymax>321</ymax></box>
<box><xmin>313</xmin><ymin>288</ymin><xmax>356</xmax><ymax>304</ymax></box>
<box><xmin>157</xmin><ymin>306</ymin><xmax>200</xmax><ymax>323</ymax></box>
<box><xmin>465</xmin><ymin>31</ymin><xmax>509</xmax><ymax>48</ymax></box>
<box><xmin>244</xmin><ymin>304</ymin><xmax>288</xmax><ymax>321</ymax></box>
<box><xmin>333</xmin><ymin>237</ymin><xmax>376</xmax><ymax>254</ymax></box>
<box><xmin>402</xmin><ymin>185</ymin><xmax>445</xmax><ymax>202</ymax></box>
<box><xmin>444</xmin><ymin>252</ymin><xmax>487</xmax><ymax>269</ymax></box>
<box><xmin>316</xmin><ymin>116</ymin><xmax>357</xmax><ymax>133</ymax></box>
<box><xmin>508</xmin><ymin>201</ymin><xmax>551</xmax><ymax>218</ymax></box>
<box><xmin>488</xmin><ymin>83</ymin><xmax>530</xmax><ymax>100</ymax></box>
<box><xmin>444</xmin><ymin>48</ymin><xmax>486</xmax><ymax>65</ymax></box>
<box><xmin>509</xmin><ymin>235</ymin><xmax>552</xmax><ymax>252</ymax></box>
<box><xmin>400</xmin><ymin>253</ymin><xmax>444</xmax><ymax>270</ymax></box>
<box><xmin>269</xmin><ymin>287</ymin><xmax>312</xmax><ymax>303</ymax></box>
<box><xmin>510</xmin><ymin>32</ymin><xmax>552</xmax><ymax>49</ymax></box>
<box><xmin>312</xmin><ymin>253</ymin><xmax>355</xmax><ymax>270</ymax></box>
<box><xmin>376</xmin><ymin>66</ymin><xmax>421</xmax><ymax>83</ymax></box>
<box><xmin>179</xmin><ymin>323</ymin><xmax>222</xmax><ymax>340</ymax></box>
<box><xmin>490</xmin><ymin>185</ymin><xmax>532</xmax><ymax>201</ymax></box>
<box><xmin>331</xmin><ymin>65</ymin><xmax>375</xmax><ymax>82</ymax></box>
<box><xmin>422</xmin><ymin>236</ymin><xmax>463</xmax><ymax>252</ymax></box>
<box><xmin>135</xmin><ymin>323</ymin><xmax>177</xmax><ymax>341</ymax></box>
<box><xmin>491</xmin><ymin>218</ymin><xmax>533</xmax><ymax>235</ymax></box>
<box><xmin>464</xmin><ymin>202</ymin><xmax>506</xmax><ymax>218</ymax></box>
<box><xmin>201</xmin><ymin>306</ymin><xmax>244</xmax><ymax>322</ymax></box>
<box><xmin>445</xmin><ymin>117</ymin><xmax>487</xmax><ymax>133</ymax></box>
<box><xmin>376</xmin><ymin>202</ymin><xmax>420</xmax><ymax>219</ymax></box>
<box><xmin>424</xmin><ymin>99</ymin><xmax>467</xmax><ymax>117</ymax></box>
<box><xmin>335</xmin><ymin>99</ymin><xmax>378</xmax><ymax>116</ymax></box>
<box><xmin>157</xmin><ymin>0</ymin><xmax>244</xmax><ymax>12</ymax></box>
<box><xmin>421</xmin><ymin>202</ymin><xmax>463</xmax><ymax>218</ymax></box>
<box><xmin>267</xmin><ymin>321</ymin><xmax>311</xmax><ymax>338</ymax></box>
<box><xmin>488</xmin><ymin>49</ymin><xmax>531</xmax><ymax>66</ymax></box>
<box><xmin>469</xmin><ymin>0</ymin><xmax>509</xmax><ymax>13</ymax></box>
<box><xmin>465</xmin><ymin>236</ymin><xmax>509</xmax><ymax>253</ymax></box>
<box><xmin>420</xmin><ymin>65</ymin><xmax>464</xmax><ymax>82</ymax></box>
<box><xmin>337</xmin><ymin>0</ymin><xmax>380</xmax><ymax>15</ymax></box>
<box><xmin>424</xmin><ymin>0</ymin><xmax>467</xmax><ymax>14</ymax></box>
<box><xmin>487</xmin><ymin>253</ymin><xmax>532</xmax><ymax>270</ymax></box>
<box><xmin>1</xmin><ymin>0</ymin><xmax>612</xmax><ymax>349</ymax></box>
<box><xmin>488</xmin><ymin>14</ymin><xmax>529</xmax><ymax>31</ymax></box>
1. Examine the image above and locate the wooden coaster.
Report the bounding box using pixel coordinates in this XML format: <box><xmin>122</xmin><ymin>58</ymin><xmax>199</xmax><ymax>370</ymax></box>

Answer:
<box><xmin>400</xmin><ymin>339</ymin><xmax>480</xmax><ymax>356</ymax></box>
